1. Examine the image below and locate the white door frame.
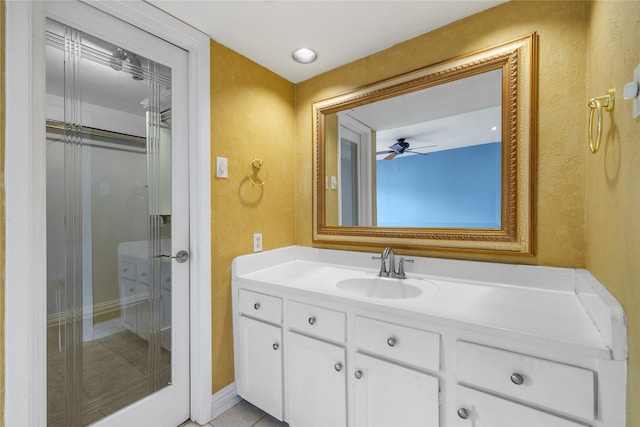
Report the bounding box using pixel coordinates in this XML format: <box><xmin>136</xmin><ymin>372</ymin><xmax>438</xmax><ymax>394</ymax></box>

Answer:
<box><xmin>336</xmin><ymin>112</ymin><xmax>373</xmax><ymax>227</ymax></box>
<box><xmin>4</xmin><ymin>1</ymin><xmax>212</xmax><ymax>425</ymax></box>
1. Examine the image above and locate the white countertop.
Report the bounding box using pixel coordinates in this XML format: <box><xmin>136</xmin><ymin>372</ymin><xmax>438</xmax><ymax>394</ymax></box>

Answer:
<box><xmin>233</xmin><ymin>246</ymin><xmax>627</xmax><ymax>361</ymax></box>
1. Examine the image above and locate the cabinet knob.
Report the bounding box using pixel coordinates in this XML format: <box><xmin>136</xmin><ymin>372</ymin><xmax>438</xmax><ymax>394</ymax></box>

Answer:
<box><xmin>387</xmin><ymin>337</ymin><xmax>397</xmax><ymax>347</ymax></box>
<box><xmin>334</xmin><ymin>363</ymin><xmax>343</xmax><ymax>372</ymax></box>
<box><xmin>253</xmin><ymin>302</ymin><xmax>260</xmax><ymax>310</ymax></box>
<box><xmin>354</xmin><ymin>370</ymin><xmax>363</xmax><ymax>379</ymax></box>
<box><xmin>141</xmin><ymin>273</ymin><xmax>146</xmax><ymax>277</ymax></box>
<box><xmin>123</xmin><ymin>268</ymin><xmax>128</xmax><ymax>273</ymax></box>
<box><xmin>272</xmin><ymin>343</ymin><xmax>279</xmax><ymax>351</ymax></box>
<box><xmin>308</xmin><ymin>316</ymin><xmax>316</xmax><ymax>325</ymax></box>
<box><xmin>510</xmin><ymin>373</ymin><xmax>524</xmax><ymax>385</ymax></box>
<box><xmin>457</xmin><ymin>408</ymin><xmax>469</xmax><ymax>419</ymax></box>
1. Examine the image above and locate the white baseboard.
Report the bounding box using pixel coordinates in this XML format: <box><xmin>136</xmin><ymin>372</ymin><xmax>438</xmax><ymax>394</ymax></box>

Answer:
<box><xmin>210</xmin><ymin>382</ymin><xmax>241</xmax><ymax>421</ymax></box>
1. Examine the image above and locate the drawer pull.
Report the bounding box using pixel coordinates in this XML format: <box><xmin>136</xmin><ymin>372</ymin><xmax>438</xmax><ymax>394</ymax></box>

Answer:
<box><xmin>457</xmin><ymin>408</ymin><xmax>469</xmax><ymax>419</ymax></box>
<box><xmin>308</xmin><ymin>316</ymin><xmax>316</xmax><ymax>325</ymax></box>
<box><xmin>334</xmin><ymin>363</ymin><xmax>343</xmax><ymax>372</ymax></box>
<box><xmin>387</xmin><ymin>337</ymin><xmax>397</xmax><ymax>347</ymax></box>
<box><xmin>272</xmin><ymin>343</ymin><xmax>279</xmax><ymax>351</ymax></box>
<box><xmin>510</xmin><ymin>373</ymin><xmax>524</xmax><ymax>385</ymax></box>
<box><xmin>141</xmin><ymin>273</ymin><xmax>146</xmax><ymax>277</ymax></box>
<box><xmin>123</xmin><ymin>268</ymin><xmax>128</xmax><ymax>273</ymax></box>
<box><xmin>253</xmin><ymin>302</ymin><xmax>261</xmax><ymax>310</ymax></box>
<box><xmin>354</xmin><ymin>370</ymin><xmax>363</xmax><ymax>379</ymax></box>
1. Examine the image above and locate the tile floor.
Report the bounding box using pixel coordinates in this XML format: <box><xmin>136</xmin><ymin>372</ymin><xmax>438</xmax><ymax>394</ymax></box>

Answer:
<box><xmin>181</xmin><ymin>400</ymin><xmax>289</xmax><ymax>427</ymax></box>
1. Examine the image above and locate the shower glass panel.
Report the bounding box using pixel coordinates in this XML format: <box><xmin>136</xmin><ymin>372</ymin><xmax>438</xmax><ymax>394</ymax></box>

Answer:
<box><xmin>45</xmin><ymin>18</ymin><xmax>173</xmax><ymax>426</ymax></box>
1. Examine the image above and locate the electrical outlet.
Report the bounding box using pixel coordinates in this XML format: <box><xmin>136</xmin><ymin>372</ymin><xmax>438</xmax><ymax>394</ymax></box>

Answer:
<box><xmin>253</xmin><ymin>233</ymin><xmax>263</xmax><ymax>253</ymax></box>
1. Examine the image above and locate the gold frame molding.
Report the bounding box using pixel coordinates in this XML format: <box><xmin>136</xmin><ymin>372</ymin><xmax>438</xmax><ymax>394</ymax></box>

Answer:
<box><xmin>312</xmin><ymin>33</ymin><xmax>537</xmax><ymax>254</ymax></box>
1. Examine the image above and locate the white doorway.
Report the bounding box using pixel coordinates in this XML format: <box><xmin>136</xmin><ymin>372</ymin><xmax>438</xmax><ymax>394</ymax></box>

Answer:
<box><xmin>5</xmin><ymin>1</ymin><xmax>212</xmax><ymax>425</ymax></box>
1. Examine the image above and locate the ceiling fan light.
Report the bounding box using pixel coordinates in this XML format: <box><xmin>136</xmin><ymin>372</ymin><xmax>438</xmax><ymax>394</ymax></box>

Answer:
<box><xmin>292</xmin><ymin>48</ymin><xmax>318</xmax><ymax>64</ymax></box>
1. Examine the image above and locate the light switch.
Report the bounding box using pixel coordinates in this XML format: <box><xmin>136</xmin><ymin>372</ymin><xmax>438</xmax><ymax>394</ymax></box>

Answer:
<box><xmin>216</xmin><ymin>156</ymin><xmax>228</xmax><ymax>178</ymax></box>
<box><xmin>623</xmin><ymin>64</ymin><xmax>640</xmax><ymax>119</ymax></box>
<box><xmin>331</xmin><ymin>176</ymin><xmax>337</xmax><ymax>190</ymax></box>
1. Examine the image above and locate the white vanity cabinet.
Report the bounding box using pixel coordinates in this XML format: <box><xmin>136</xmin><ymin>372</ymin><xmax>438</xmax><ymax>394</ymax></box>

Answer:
<box><xmin>287</xmin><ymin>332</ymin><xmax>347</xmax><ymax>426</ymax></box>
<box><xmin>117</xmin><ymin>241</ymin><xmax>172</xmax><ymax>348</ymax></box>
<box><xmin>455</xmin><ymin>341</ymin><xmax>595</xmax><ymax>423</ymax></box>
<box><xmin>352</xmin><ymin>352</ymin><xmax>439</xmax><ymax>427</ymax></box>
<box><xmin>235</xmin><ymin>289</ymin><xmax>284</xmax><ymax>420</ymax></box>
<box><xmin>352</xmin><ymin>316</ymin><xmax>440</xmax><ymax>426</ymax></box>
<box><xmin>286</xmin><ymin>300</ymin><xmax>347</xmax><ymax>426</ymax></box>
<box><xmin>453</xmin><ymin>385</ymin><xmax>586</xmax><ymax>427</ymax></box>
<box><xmin>232</xmin><ymin>246</ymin><xmax>627</xmax><ymax>427</ymax></box>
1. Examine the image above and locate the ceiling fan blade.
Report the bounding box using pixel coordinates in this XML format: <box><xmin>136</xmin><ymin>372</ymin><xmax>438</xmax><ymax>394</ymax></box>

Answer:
<box><xmin>383</xmin><ymin>152</ymin><xmax>398</xmax><ymax>160</ymax></box>
<box><xmin>376</xmin><ymin>150</ymin><xmax>393</xmax><ymax>155</ymax></box>
<box><xmin>407</xmin><ymin>144</ymin><xmax>438</xmax><ymax>152</ymax></box>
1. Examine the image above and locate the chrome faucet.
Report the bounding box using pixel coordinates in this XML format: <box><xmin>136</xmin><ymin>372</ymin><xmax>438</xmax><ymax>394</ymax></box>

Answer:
<box><xmin>381</xmin><ymin>247</ymin><xmax>395</xmax><ymax>277</ymax></box>
<box><xmin>373</xmin><ymin>247</ymin><xmax>413</xmax><ymax>279</ymax></box>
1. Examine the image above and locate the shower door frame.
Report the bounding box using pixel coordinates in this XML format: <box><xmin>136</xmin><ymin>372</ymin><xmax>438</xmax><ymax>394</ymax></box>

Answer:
<box><xmin>5</xmin><ymin>1</ymin><xmax>212</xmax><ymax>425</ymax></box>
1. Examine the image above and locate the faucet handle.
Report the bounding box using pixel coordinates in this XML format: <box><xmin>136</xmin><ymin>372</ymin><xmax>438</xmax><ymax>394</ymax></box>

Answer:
<box><xmin>372</xmin><ymin>255</ymin><xmax>388</xmax><ymax>276</ymax></box>
<box><xmin>397</xmin><ymin>257</ymin><xmax>414</xmax><ymax>279</ymax></box>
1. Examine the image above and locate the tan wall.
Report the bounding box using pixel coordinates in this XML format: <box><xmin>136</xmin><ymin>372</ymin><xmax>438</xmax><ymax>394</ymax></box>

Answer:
<box><xmin>585</xmin><ymin>1</ymin><xmax>640</xmax><ymax>424</ymax></box>
<box><xmin>210</xmin><ymin>40</ymin><xmax>296</xmax><ymax>393</ymax></box>
<box><xmin>296</xmin><ymin>0</ymin><xmax>589</xmax><ymax>267</ymax></box>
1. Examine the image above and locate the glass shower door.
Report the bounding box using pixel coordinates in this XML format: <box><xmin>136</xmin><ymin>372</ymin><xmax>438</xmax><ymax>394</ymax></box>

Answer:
<box><xmin>45</xmin><ymin>13</ymin><xmax>188</xmax><ymax>426</ymax></box>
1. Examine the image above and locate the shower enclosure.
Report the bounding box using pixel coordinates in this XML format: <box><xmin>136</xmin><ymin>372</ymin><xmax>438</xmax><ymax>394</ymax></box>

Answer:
<box><xmin>44</xmin><ymin>14</ymin><xmax>187</xmax><ymax>426</ymax></box>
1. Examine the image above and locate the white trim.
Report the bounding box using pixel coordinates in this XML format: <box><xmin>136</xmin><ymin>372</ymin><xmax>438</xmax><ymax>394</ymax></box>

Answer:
<box><xmin>210</xmin><ymin>382</ymin><xmax>242</xmax><ymax>421</ymax></box>
<box><xmin>5</xmin><ymin>1</ymin><xmax>47</xmax><ymax>424</ymax></box>
<box><xmin>337</xmin><ymin>113</ymin><xmax>373</xmax><ymax>226</ymax></box>
<box><xmin>4</xmin><ymin>1</ymin><xmax>213</xmax><ymax>424</ymax></box>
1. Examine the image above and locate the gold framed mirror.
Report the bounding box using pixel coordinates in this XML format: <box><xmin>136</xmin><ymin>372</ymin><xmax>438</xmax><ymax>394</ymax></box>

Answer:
<box><xmin>312</xmin><ymin>33</ymin><xmax>537</xmax><ymax>254</ymax></box>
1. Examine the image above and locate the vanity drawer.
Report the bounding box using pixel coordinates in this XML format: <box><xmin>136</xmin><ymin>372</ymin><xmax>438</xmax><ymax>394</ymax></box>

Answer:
<box><xmin>456</xmin><ymin>341</ymin><xmax>595</xmax><ymax>420</ymax></box>
<box><xmin>239</xmin><ymin>289</ymin><xmax>283</xmax><ymax>324</ymax></box>
<box><xmin>287</xmin><ymin>300</ymin><xmax>346</xmax><ymax>343</ymax></box>
<box><xmin>355</xmin><ymin>316</ymin><xmax>440</xmax><ymax>372</ymax></box>
<box><xmin>120</xmin><ymin>261</ymin><xmax>136</xmax><ymax>281</ymax></box>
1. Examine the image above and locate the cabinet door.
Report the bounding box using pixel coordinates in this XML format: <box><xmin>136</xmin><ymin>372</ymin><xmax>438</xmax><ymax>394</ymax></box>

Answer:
<box><xmin>353</xmin><ymin>353</ymin><xmax>439</xmax><ymax>427</ymax></box>
<box><xmin>120</xmin><ymin>278</ymin><xmax>137</xmax><ymax>332</ymax></box>
<box><xmin>237</xmin><ymin>316</ymin><xmax>283</xmax><ymax>420</ymax></box>
<box><xmin>287</xmin><ymin>332</ymin><xmax>346</xmax><ymax>427</ymax></box>
<box><xmin>453</xmin><ymin>386</ymin><xmax>586</xmax><ymax>427</ymax></box>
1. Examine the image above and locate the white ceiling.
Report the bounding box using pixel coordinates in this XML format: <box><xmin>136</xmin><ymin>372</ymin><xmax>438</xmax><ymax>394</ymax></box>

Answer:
<box><xmin>146</xmin><ymin>0</ymin><xmax>508</xmax><ymax>83</ymax></box>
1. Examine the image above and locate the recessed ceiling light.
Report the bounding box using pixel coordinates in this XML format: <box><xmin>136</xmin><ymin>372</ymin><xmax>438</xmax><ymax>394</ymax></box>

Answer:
<box><xmin>292</xmin><ymin>48</ymin><xmax>318</xmax><ymax>64</ymax></box>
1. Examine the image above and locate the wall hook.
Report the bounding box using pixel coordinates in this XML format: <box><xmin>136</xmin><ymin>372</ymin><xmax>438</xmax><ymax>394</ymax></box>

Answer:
<box><xmin>248</xmin><ymin>158</ymin><xmax>269</xmax><ymax>186</ymax></box>
<box><xmin>588</xmin><ymin>88</ymin><xmax>615</xmax><ymax>153</ymax></box>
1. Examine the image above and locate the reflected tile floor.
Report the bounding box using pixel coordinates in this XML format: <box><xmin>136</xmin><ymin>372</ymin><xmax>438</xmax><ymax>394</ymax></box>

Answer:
<box><xmin>181</xmin><ymin>400</ymin><xmax>288</xmax><ymax>427</ymax></box>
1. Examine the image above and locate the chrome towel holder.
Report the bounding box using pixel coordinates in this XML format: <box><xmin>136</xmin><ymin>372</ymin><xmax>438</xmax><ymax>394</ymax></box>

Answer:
<box><xmin>588</xmin><ymin>88</ymin><xmax>615</xmax><ymax>153</ymax></box>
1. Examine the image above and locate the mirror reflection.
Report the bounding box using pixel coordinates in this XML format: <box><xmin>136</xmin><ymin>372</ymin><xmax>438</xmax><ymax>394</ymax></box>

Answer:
<box><xmin>326</xmin><ymin>69</ymin><xmax>502</xmax><ymax>228</ymax></box>
<box><xmin>313</xmin><ymin>33</ymin><xmax>536</xmax><ymax>253</ymax></box>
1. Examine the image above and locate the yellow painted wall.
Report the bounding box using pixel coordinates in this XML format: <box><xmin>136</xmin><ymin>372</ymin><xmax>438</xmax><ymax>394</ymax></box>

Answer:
<box><xmin>210</xmin><ymin>40</ymin><xmax>296</xmax><ymax>393</ymax></box>
<box><xmin>295</xmin><ymin>1</ymin><xmax>589</xmax><ymax>267</ymax></box>
<box><xmin>585</xmin><ymin>1</ymin><xmax>640</xmax><ymax>424</ymax></box>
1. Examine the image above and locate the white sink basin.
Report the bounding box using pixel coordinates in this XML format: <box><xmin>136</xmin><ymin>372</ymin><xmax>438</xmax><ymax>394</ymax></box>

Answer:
<box><xmin>336</xmin><ymin>277</ymin><xmax>436</xmax><ymax>300</ymax></box>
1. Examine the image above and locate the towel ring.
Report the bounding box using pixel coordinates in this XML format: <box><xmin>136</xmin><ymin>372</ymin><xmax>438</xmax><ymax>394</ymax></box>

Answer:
<box><xmin>588</xmin><ymin>89</ymin><xmax>615</xmax><ymax>154</ymax></box>
<box><xmin>248</xmin><ymin>158</ymin><xmax>269</xmax><ymax>186</ymax></box>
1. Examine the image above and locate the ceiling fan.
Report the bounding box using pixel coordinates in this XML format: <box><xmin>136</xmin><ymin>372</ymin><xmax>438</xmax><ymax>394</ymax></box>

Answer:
<box><xmin>376</xmin><ymin>138</ymin><xmax>437</xmax><ymax>160</ymax></box>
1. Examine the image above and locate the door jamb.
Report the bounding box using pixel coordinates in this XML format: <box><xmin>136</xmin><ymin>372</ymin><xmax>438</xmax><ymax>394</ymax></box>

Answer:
<box><xmin>4</xmin><ymin>1</ymin><xmax>213</xmax><ymax>424</ymax></box>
